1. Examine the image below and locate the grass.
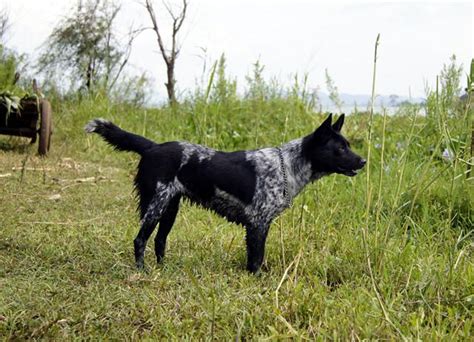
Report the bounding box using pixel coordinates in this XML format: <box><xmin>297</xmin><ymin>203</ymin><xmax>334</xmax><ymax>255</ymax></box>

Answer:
<box><xmin>0</xmin><ymin>81</ymin><xmax>473</xmax><ymax>339</ymax></box>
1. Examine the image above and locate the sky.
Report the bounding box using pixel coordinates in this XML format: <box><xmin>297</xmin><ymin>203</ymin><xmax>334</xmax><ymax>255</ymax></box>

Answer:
<box><xmin>2</xmin><ymin>0</ymin><xmax>473</xmax><ymax>101</ymax></box>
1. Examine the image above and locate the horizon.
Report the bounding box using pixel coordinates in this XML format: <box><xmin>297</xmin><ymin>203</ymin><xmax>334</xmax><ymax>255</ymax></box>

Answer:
<box><xmin>3</xmin><ymin>1</ymin><xmax>473</xmax><ymax>101</ymax></box>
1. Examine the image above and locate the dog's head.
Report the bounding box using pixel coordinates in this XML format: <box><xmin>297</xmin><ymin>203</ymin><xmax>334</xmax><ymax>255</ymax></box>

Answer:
<box><xmin>302</xmin><ymin>114</ymin><xmax>366</xmax><ymax>177</ymax></box>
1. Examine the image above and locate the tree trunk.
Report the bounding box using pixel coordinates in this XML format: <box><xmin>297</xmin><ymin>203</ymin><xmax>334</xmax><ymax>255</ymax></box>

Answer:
<box><xmin>144</xmin><ymin>0</ymin><xmax>187</xmax><ymax>106</ymax></box>
<box><xmin>86</xmin><ymin>61</ymin><xmax>92</xmax><ymax>92</ymax></box>
<box><xmin>166</xmin><ymin>63</ymin><xmax>176</xmax><ymax>105</ymax></box>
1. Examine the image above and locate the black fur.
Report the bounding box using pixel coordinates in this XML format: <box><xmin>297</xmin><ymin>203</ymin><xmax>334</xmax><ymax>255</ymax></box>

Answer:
<box><xmin>178</xmin><ymin>151</ymin><xmax>256</xmax><ymax>205</ymax></box>
<box><xmin>85</xmin><ymin>114</ymin><xmax>366</xmax><ymax>273</ymax></box>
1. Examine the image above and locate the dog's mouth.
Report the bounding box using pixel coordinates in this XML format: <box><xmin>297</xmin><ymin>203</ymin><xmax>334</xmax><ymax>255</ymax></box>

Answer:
<box><xmin>343</xmin><ymin>169</ymin><xmax>359</xmax><ymax>177</ymax></box>
<box><xmin>337</xmin><ymin>167</ymin><xmax>361</xmax><ymax>177</ymax></box>
<box><xmin>337</xmin><ymin>159</ymin><xmax>366</xmax><ymax>177</ymax></box>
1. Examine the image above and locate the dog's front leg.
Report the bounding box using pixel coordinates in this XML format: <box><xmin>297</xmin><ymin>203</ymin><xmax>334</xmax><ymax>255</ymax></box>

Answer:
<box><xmin>245</xmin><ymin>224</ymin><xmax>270</xmax><ymax>274</ymax></box>
<box><xmin>134</xmin><ymin>183</ymin><xmax>177</xmax><ymax>269</ymax></box>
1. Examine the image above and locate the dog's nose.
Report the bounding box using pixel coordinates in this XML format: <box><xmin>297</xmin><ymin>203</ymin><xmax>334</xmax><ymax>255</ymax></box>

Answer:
<box><xmin>360</xmin><ymin>159</ymin><xmax>367</xmax><ymax>167</ymax></box>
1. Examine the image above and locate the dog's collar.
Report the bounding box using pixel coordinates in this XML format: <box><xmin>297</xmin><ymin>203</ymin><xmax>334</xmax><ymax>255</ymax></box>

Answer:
<box><xmin>277</xmin><ymin>147</ymin><xmax>290</xmax><ymax>207</ymax></box>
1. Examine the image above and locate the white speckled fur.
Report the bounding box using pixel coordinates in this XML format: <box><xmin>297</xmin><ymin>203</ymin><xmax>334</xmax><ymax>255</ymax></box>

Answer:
<box><xmin>179</xmin><ymin>142</ymin><xmax>216</xmax><ymax>163</ymax></box>
<box><xmin>84</xmin><ymin>118</ymin><xmax>108</xmax><ymax>133</ymax></box>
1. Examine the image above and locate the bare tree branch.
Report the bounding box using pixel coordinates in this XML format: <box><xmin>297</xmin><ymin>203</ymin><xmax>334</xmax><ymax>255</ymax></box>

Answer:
<box><xmin>143</xmin><ymin>0</ymin><xmax>188</xmax><ymax>105</ymax></box>
<box><xmin>174</xmin><ymin>0</ymin><xmax>188</xmax><ymax>34</ymax></box>
<box><xmin>163</xmin><ymin>1</ymin><xmax>177</xmax><ymax>21</ymax></box>
<box><xmin>108</xmin><ymin>26</ymin><xmax>143</xmax><ymax>91</ymax></box>
<box><xmin>0</xmin><ymin>8</ymin><xmax>10</xmax><ymax>43</ymax></box>
<box><xmin>145</xmin><ymin>0</ymin><xmax>170</xmax><ymax>65</ymax></box>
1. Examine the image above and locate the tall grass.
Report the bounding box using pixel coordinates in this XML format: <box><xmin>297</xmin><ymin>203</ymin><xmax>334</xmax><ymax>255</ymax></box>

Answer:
<box><xmin>0</xmin><ymin>52</ymin><xmax>472</xmax><ymax>339</ymax></box>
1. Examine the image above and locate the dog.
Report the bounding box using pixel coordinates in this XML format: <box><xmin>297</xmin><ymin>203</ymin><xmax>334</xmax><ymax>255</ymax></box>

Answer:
<box><xmin>85</xmin><ymin>114</ymin><xmax>365</xmax><ymax>273</ymax></box>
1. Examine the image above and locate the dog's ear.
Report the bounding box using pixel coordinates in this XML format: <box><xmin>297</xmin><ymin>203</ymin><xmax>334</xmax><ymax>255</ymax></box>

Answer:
<box><xmin>332</xmin><ymin>114</ymin><xmax>345</xmax><ymax>132</ymax></box>
<box><xmin>323</xmin><ymin>113</ymin><xmax>333</xmax><ymax>127</ymax></box>
<box><xmin>317</xmin><ymin>114</ymin><xmax>332</xmax><ymax>130</ymax></box>
<box><xmin>312</xmin><ymin>114</ymin><xmax>333</xmax><ymax>140</ymax></box>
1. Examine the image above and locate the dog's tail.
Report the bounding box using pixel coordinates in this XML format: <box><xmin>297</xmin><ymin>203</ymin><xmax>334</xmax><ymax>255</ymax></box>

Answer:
<box><xmin>84</xmin><ymin>118</ymin><xmax>155</xmax><ymax>155</ymax></box>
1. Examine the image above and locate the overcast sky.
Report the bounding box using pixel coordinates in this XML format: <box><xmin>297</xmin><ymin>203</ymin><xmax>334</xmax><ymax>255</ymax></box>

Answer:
<box><xmin>2</xmin><ymin>0</ymin><xmax>473</xmax><ymax>100</ymax></box>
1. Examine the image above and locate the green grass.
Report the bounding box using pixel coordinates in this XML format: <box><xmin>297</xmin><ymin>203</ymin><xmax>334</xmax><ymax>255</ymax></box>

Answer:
<box><xmin>0</xmin><ymin>93</ymin><xmax>473</xmax><ymax>340</ymax></box>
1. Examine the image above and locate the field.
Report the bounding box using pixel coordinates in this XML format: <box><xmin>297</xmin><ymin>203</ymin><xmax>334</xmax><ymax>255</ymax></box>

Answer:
<box><xmin>0</xmin><ymin>87</ymin><xmax>473</xmax><ymax>339</ymax></box>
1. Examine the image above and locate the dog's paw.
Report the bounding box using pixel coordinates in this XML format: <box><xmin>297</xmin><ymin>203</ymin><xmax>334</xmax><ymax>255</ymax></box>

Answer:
<box><xmin>136</xmin><ymin>260</ymin><xmax>145</xmax><ymax>271</ymax></box>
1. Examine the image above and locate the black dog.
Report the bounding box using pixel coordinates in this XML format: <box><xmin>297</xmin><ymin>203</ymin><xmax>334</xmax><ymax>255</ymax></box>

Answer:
<box><xmin>85</xmin><ymin>114</ymin><xmax>365</xmax><ymax>273</ymax></box>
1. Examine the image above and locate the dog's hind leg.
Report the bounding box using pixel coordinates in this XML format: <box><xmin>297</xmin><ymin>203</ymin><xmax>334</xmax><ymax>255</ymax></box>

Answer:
<box><xmin>245</xmin><ymin>224</ymin><xmax>270</xmax><ymax>274</ymax></box>
<box><xmin>134</xmin><ymin>182</ymin><xmax>179</xmax><ymax>269</ymax></box>
<box><xmin>154</xmin><ymin>195</ymin><xmax>181</xmax><ymax>263</ymax></box>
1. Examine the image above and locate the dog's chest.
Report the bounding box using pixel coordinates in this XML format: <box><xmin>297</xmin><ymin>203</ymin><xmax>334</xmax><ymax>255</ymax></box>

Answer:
<box><xmin>244</xmin><ymin>149</ymin><xmax>288</xmax><ymax>223</ymax></box>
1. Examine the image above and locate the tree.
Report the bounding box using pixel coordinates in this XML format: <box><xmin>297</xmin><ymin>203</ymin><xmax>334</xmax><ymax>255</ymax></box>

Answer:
<box><xmin>144</xmin><ymin>0</ymin><xmax>188</xmax><ymax>105</ymax></box>
<box><xmin>0</xmin><ymin>9</ymin><xmax>23</xmax><ymax>89</ymax></box>
<box><xmin>0</xmin><ymin>8</ymin><xmax>9</xmax><ymax>43</ymax></box>
<box><xmin>389</xmin><ymin>94</ymin><xmax>399</xmax><ymax>107</ymax></box>
<box><xmin>37</xmin><ymin>0</ymin><xmax>137</xmax><ymax>95</ymax></box>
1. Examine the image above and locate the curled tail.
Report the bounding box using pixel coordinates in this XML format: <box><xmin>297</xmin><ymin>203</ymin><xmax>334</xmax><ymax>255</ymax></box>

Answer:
<box><xmin>84</xmin><ymin>118</ymin><xmax>155</xmax><ymax>155</ymax></box>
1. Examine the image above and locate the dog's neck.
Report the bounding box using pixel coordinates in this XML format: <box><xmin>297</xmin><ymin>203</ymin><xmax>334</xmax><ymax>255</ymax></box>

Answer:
<box><xmin>279</xmin><ymin>138</ymin><xmax>328</xmax><ymax>200</ymax></box>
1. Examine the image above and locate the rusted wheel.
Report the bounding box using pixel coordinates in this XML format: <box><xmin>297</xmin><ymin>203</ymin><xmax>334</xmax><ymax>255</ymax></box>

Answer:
<box><xmin>38</xmin><ymin>100</ymin><xmax>52</xmax><ymax>155</ymax></box>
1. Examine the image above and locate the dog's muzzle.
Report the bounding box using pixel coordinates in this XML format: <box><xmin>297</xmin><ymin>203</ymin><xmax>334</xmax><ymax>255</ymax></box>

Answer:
<box><xmin>338</xmin><ymin>159</ymin><xmax>366</xmax><ymax>177</ymax></box>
